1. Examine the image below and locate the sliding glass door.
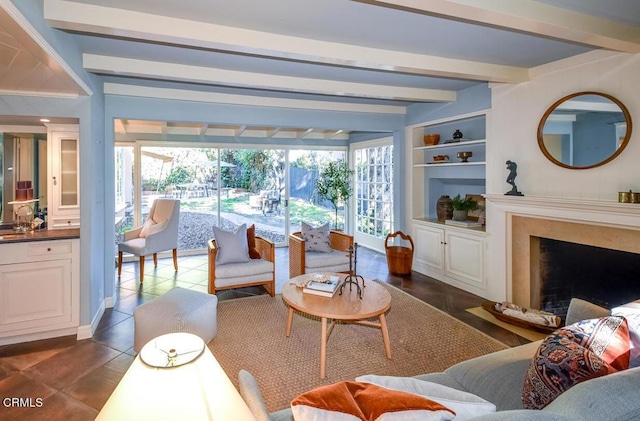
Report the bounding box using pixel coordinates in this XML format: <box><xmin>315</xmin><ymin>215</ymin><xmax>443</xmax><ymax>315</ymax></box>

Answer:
<box><xmin>217</xmin><ymin>148</ymin><xmax>286</xmax><ymax>244</ymax></box>
<box><xmin>115</xmin><ymin>143</ymin><xmax>348</xmax><ymax>254</ymax></box>
<box><xmin>288</xmin><ymin>149</ymin><xmax>347</xmax><ymax>234</ymax></box>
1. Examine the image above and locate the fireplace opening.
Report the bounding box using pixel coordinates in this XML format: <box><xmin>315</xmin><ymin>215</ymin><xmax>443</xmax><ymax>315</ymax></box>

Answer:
<box><xmin>539</xmin><ymin>238</ymin><xmax>640</xmax><ymax>321</ymax></box>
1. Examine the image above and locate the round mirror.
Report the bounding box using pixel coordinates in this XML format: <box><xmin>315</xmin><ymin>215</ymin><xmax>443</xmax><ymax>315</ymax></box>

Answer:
<box><xmin>537</xmin><ymin>92</ymin><xmax>632</xmax><ymax>169</ymax></box>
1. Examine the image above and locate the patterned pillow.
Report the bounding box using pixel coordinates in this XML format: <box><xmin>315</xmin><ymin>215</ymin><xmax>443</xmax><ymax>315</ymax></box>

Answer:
<box><xmin>522</xmin><ymin>315</ymin><xmax>631</xmax><ymax>409</ymax></box>
<box><xmin>301</xmin><ymin>222</ymin><xmax>332</xmax><ymax>253</ymax></box>
<box><xmin>291</xmin><ymin>381</ymin><xmax>455</xmax><ymax>421</ymax></box>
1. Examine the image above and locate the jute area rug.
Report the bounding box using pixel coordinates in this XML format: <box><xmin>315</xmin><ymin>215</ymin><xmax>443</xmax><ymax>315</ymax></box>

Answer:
<box><xmin>209</xmin><ymin>281</ymin><xmax>508</xmax><ymax>412</ymax></box>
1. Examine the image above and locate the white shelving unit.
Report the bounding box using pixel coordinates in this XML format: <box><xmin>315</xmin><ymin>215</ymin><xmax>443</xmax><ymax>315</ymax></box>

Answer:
<box><xmin>407</xmin><ymin>110</ymin><xmax>489</xmax><ymax>296</ymax></box>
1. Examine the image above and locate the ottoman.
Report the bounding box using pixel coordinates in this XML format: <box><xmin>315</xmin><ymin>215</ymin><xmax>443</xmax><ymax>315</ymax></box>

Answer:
<box><xmin>133</xmin><ymin>287</ymin><xmax>218</xmax><ymax>352</ymax></box>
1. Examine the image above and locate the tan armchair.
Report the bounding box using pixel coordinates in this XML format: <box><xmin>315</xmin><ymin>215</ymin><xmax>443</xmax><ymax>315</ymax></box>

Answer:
<box><xmin>118</xmin><ymin>198</ymin><xmax>180</xmax><ymax>283</ymax></box>
<box><xmin>208</xmin><ymin>236</ymin><xmax>275</xmax><ymax>296</ymax></box>
<box><xmin>289</xmin><ymin>230</ymin><xmax>354</xmax><ymax>278</ymax></box>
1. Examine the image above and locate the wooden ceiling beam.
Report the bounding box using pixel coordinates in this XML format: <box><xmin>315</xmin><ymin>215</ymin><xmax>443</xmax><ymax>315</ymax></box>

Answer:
<box><xmin>47</xmin><ymin>0</ymin><xmax>527</xmax><ymax>84</ymax></box>
<box><xmin>357</xmin><ymin>0</ymin><xmax>640</xmax><ymax>53</ymax></box>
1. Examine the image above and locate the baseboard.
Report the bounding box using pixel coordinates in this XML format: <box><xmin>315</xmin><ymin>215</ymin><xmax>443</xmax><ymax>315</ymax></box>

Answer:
<box><xmin>77</xmin><ymin>299</ymin><xmax>106</xmax><ymax>340</ymax></box>
<box><xmin>0</xmin><ymin>328</ymin><xmax>77</xmax><ymax>346</ymax></box>
<box><xmin>412</xmin><ymin>261</ymin><xmax>488</xmax><ymax>298</ymax></box>
<box><xmin>105</xmin><ymin>294</ymin><xmax>116</xmax><ymax>309</ymax></box>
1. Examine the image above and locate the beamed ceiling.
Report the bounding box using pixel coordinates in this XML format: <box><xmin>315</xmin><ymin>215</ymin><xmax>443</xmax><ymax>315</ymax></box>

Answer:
<box><xmin>1</xmin><ymin>0</ymin><xmax>640</xmax><ymax>140</ymax></box>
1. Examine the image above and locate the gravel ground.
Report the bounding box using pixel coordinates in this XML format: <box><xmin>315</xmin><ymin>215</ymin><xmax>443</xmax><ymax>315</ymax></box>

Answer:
<box><xmin>178</xmin><ymin>210</ymin><xmax>285</xmax><ymax>250</ymax></box>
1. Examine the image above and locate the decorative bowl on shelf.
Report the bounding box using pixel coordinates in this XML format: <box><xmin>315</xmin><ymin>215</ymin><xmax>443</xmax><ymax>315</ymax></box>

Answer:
<box><xmin>457</xmin><ymin>151</ymin><xmax>473</xmax><ymax>163</ymax></box>
<box><xmin>423</xmin><ymin>134</ymin><xmax>440</xmax><ymax>146</ymax></box>
<box><xmin>432</xmin><ymin>154</ymin><xmax>449</xmax><ymax>162</ymax></box>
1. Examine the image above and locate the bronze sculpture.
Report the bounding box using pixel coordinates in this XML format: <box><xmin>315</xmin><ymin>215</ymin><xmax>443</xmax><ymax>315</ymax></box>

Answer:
<box><xmin>505</xmin><ymin>160</ymin><xmax>524</xmax><ymax>196</ymax></box>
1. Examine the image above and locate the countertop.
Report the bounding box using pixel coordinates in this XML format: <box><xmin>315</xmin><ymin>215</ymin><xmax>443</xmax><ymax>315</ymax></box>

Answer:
<box><xmin>0</xmin><ymin>228</ymin><xmax>80</xmax><ymax>243</ymax></box>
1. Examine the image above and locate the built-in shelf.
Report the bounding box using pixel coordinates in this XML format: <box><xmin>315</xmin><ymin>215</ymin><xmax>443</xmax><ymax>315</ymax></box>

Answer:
<box><xmin>414</xmin><ymin>162</ymin><xmax>485</xmax><ymax>168</ymax></box>
<box><xmin>414</xmin><ymin>139</ymin><xmax>486</xmax><ymax>151</ymax></box>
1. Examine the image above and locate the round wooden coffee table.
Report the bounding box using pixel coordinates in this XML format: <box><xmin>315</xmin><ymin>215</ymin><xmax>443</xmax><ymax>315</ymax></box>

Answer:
<box><xmin>282</xmin><ymin>273</ymin><xmax>392</xmax><ymax>379</ymax></box>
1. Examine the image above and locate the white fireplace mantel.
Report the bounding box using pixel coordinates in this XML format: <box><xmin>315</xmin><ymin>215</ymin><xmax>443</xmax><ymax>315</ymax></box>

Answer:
<box><xmin>484</xmin><ymin>194</ymin><xmax>640</xmax><ymax>230</ymax></box>
<box><xmin>482</xmin><ymin>194</ymin><xmax>640</xmax><ymax>303</ymax></box>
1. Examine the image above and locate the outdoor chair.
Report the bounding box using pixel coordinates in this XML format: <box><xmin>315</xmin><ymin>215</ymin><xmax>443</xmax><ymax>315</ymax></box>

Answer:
<box><xmin>289</xmin><ymin>230</ymin><xmax>354</xmax><ymax>278</ymax></box>
<box><xmin>262</xmin><ymin>190</ymin><xmax>281</xmax><ymax>215</ymax></box>
<box><xmin>207</xmin><ymin>234</ymin><xmax>276</xmax><ymax>296</ymax></box>
<box><xmin>117</xmin><ymin>198</ymin><xmax>180</xmax><ymax>283</ymax></box>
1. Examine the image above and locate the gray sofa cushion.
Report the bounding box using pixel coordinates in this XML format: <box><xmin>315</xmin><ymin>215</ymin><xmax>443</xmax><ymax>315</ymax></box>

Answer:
<box><xmin>543</xmin><ymin>366</ymin><xmax>640</xmax><ymax>421</ymax></box>
<box><xmin>564</xmin><ymin>298</ymin><xmax>611</xmax><ymax>325</ymax></box>
<box><xmin>444</xmin><ymin>341</ymin><xmax>542</xmax><ymax>411</ymax></box>
<box><xmin>470</xmin><ymin>411</ymin><xmax>577</xmax><ymax>420</ymax></box>
<box><xmin>239</xmin><ymin>370</ymin><xmax>293</xmax><ymax>421</ymax></box>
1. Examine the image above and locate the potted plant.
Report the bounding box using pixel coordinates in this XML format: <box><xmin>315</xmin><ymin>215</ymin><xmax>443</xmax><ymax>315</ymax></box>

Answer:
<box><xmin>316</xmin><ymin>161</ymin><xmax>354</xmax><ymax>230</ymax></box>
<box><xmin>451</xmin><ymin>194</ymin><xmax>478</xmax><ymax>221</ymax></box>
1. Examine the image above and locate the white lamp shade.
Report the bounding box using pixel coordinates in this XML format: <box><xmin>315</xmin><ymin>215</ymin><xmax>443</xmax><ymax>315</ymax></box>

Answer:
<box><xmin>97</xmin><ymin>333</ymin><xmax>256</xmax><ymax>421</ymax></box>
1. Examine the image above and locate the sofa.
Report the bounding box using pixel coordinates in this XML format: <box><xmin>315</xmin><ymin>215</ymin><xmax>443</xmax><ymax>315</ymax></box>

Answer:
<box><xmin>239</xmin><ymin>298</ymin><xmax>640</xmax><ymax>421</ymax></box>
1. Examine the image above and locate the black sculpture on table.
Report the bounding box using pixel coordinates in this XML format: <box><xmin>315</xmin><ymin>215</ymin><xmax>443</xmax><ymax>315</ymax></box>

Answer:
<box><xmin>505</xmin><ymin>160</ymin><xmax>524</xmax><ymax>196</ymax></box>
<box><xmin>339</xmin><ymin>243</ymin><xmax>365</xmax><ymax>299</ymax></box>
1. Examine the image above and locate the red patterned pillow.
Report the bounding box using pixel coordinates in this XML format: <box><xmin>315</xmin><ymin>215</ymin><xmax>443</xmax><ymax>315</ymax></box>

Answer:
<box><xmin>522</xmin><ymin>315</ymin><xmax>631</xmax><ymax>409</ymax></box>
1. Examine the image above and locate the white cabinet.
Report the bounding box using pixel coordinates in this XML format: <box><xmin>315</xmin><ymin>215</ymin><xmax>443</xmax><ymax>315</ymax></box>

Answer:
<box><xmin>412</xmin><ymin>220</ymin><xmax>487</xmax><ymax>296</ymax></box>
<box><xmin>47</xmin><ymin>125</ymin><xmax>80</xmax><ymax>229</ymax></box>
<box><xmin>0</xmin><ymin>238</ymin><xmax>80</xmax><ymax>345</ymax></box>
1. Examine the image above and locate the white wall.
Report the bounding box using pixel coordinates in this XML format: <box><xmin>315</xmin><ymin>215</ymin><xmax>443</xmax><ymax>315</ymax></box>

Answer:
<box><xmin>485</xmin><ymin>51</ymin><xmax>640</xmax><ymax>302</ymax></box>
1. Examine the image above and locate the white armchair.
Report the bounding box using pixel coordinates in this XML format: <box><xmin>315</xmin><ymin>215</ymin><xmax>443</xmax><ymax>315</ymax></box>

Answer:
<box><xmin>117</xmin><ymin>198</ymin><xmax>181</xmax><ymax>283</ymax></box>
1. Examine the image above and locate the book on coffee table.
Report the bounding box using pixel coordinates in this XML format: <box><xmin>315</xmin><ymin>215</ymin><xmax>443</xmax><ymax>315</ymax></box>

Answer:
<box><xmin>303</xmin><ymin>277</ymin><xmax>341</xmax><ymax>298</ymax></box>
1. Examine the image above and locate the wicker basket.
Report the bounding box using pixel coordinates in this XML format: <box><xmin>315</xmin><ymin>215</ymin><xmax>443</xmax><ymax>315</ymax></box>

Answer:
<box><xmin>385</xmin><ymin>231</ymin><xmax>414</xmax><ymax>275</ymax></box>
<box><xmin>423</xmin><ymin>133</ymin><xmax>440</xmax><ymax>146</ymax></box>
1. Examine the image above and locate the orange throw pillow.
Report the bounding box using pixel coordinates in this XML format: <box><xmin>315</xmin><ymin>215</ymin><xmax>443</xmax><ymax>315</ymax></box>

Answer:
<box><xmin>291</xmin><ymin>381</ymin><xmax>455</xmax><ymax>421</ymax></box>
<box><xmin>246</xmin><ymin>224</ymin><xmax>261</xmax><ymax>259</ymax></box>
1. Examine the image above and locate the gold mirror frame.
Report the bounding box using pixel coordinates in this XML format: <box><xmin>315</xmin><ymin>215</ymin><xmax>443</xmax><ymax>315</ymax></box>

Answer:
<box><xmin>537</xmin><ymin>91</ymin><xmax>633</xmax><ymax>170</ymax></box>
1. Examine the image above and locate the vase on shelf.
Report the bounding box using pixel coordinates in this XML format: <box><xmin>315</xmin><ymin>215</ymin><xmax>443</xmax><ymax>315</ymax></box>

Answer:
<box><xmin>436</xmin><ymin>195</ymin><xmax>453</xmax><ymax>222</ymax></box>
<box><xmin>453</xmin><ymin>129</ymin><xmax>463</xmax><ymax>140</ymax></box>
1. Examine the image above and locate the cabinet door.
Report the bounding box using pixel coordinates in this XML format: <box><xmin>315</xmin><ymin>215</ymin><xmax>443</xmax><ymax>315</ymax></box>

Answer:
<box><xmin>445</xmin><ymin>230</ymin><xmax>484</xmax><ymax>287</ymax></box>
<box><xmin>413</xmin><ymin>224</ymin><xmax>444</xmax><ymax>271</ymax></box>
<box><xmin>48</xmin><ymin>129</ymin><xmax>80</xmax><ymax>228</ymax></box>
<box><xmin>0</xmin><ymin>259</ymin><xmax>73</xmax><ymax>335</ymax></box>
<box><xmin>58</xmin><ymin>136</ymin><xmax>79</xmax><ymax>207</ymax></box>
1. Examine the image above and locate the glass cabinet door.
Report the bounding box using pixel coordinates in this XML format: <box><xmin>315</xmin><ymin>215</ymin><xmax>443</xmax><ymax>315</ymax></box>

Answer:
<box><xmin>59</xmin><ymin>137</ymin><xmax>78</xmax><ymax>206</ymax></box>
<box><xmin>47</xmin><ymin>126</ymin><xmax>80</xmax><ymax>229</ymax></box>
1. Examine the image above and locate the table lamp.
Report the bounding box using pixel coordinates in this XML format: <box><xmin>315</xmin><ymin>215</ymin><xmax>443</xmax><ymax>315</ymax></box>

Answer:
<box><xmin>96</xmin><ymin>332</ymin><xmax>256</xmax><ymax>421</ymax></box>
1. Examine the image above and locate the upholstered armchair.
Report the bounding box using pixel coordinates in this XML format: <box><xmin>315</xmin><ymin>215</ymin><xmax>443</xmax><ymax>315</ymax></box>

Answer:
<box><xmin>117</xmin><ymin>198</ymin><xmax>180</xmax><ymax>283</ymax></box>
<box><xmin>289</xmin><ymin>230</ymin><xmax>354</xmax><ymax>278</ymax></box>
<box><xmin>208</xmin><ymin>234</ymin><xmax>276</xmax><ymax>297</ymax></box>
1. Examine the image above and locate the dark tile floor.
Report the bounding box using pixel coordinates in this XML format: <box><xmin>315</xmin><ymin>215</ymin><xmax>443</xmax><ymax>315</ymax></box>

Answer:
<box><xmin>0</xmin><ymin>247</ymin><xmax>529</xmax><ymax>420</ymax></box>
